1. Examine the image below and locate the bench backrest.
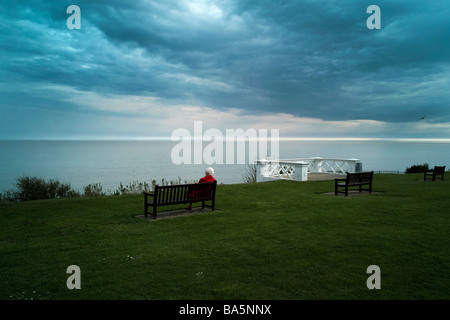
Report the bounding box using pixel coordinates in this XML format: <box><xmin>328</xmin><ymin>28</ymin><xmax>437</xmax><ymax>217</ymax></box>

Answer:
<box><xmin>154</xmin><ymin>181</ymin><xmax>217</xmax><ymax>203</ymax></box>
<box><xmin>433</xmin><ymin>166</ymin><xmax>446</xmax><ymax>173</ymax></box>
<box><xmin>347</xmin><ymin>171</ymin><xmax>373</xmax><ymax>183</ymax></box>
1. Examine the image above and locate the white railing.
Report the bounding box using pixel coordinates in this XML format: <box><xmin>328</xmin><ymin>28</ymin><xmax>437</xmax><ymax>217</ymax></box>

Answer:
<box><xmin>296</xmin><ymin>157</ymin><xmax>362</xmax><ymax>174</ymax></box>
<box><xmin>259</xmin><ymin>161</ymin><xmax>299</xmax><ymax>180</ymax></box>
<box><xmin>256</xmin><ymin>157</ymin><xmax>362</xmax><ymax>182</ymax></box>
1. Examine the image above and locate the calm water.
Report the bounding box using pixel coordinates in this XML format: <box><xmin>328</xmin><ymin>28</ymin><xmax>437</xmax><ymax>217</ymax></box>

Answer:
<box><xmin>0</xmin><ymin>140</ymin><xmax>449</xmax><ymax>193</ymax></box>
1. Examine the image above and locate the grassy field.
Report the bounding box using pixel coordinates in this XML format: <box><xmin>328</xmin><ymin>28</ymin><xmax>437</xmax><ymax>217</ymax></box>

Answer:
<box><xmin>1</xmin><ymin>173</ymin><xmax>449</xmax><ymax>300</ymax></box>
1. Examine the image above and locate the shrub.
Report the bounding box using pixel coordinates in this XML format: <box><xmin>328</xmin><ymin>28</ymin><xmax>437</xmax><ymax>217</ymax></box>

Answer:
<box><xmin>115</xmin><ymin>180</ymin><xmax>151</xmax><ymax>195</ymax></box>
<box><xmin>1</xmin><ymin>176</ymin><xmax>79</xmax><ymax>202</ymax></box>
<box><xmin>406</xmin><ymin>163</ymin><xmax>430</xmax><ymax>173</ymax></box>
<box><xmin>243</xmin><ymin>162</ymin><xmax>258</xmax><ymax>183</ymax></box>
<box><xmin>1</xmin><ymin>176</ymin><xmax>199</xmax><ymax>203</ymax></box>
<box><xmin>0</xmin><ymin>189</ymin><xmax>17</xmax><ymax>203</ymax></box>
<box><xmin>405</xmin><ymin>163</ymin><xmax>429</xmax><ymax>174</ymax></box>
<box><xmin>113</xmin><ymin>177</ymin><xmax>197</xmax><ymax>195</ymax></box>
<box><xmin>83</xmin><ymin>183</ymin><xmax>106</xmax><ymax>197</ymax></box>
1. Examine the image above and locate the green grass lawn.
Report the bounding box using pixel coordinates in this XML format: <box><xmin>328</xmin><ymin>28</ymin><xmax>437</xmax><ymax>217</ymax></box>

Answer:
<box><xmin>1</xmin><ymin>173</ymin><xmax>449</xmax><ymax>300</ymax></box>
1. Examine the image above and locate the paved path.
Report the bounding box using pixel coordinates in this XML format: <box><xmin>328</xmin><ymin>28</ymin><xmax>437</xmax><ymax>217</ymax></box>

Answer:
<box><xmin>307</xmin><ymin>173</ymin><xmax>346</xmax><ymax>181</ymax></box>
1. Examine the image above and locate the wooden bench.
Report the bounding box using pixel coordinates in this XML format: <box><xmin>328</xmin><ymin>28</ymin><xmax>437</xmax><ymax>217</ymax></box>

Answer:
<box><xmin>424</xmin><ymin>166</ymin><xmax>445</xmax><ymax>181</ymax></box>
<box><xmin>335</xmin><ymin>171</ymin><xmax>374</xmax><ymax>196</ymax></box>
<box><xmin>144</xmin><ymin>181</ymin><xmax>217</xmax><ymax>219</ymax></box>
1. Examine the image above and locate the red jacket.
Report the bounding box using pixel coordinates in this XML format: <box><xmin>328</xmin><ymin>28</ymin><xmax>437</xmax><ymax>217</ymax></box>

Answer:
<box><xmin>198</xmin><ymin>175</ymin><xmax>216</xmax><ymax>183</ymax></box>
<box><xmin>188</xmin><ymin>175</ymin><xmax>216</xmax><ymax>199</ymax></box>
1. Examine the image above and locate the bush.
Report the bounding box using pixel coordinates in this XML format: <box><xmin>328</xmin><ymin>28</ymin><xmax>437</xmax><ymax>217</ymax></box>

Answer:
<box><xmin>114</xmin><ymin>180</ymin><xmax>152</xmax><ymax>195</ymax></box>
<box><xmin>2</xmin><ymin>176</ymin><xmax>79</xmax><ymax>202</ymax></box>
<box><xmin>405</xmin><ymin>163</ymin><xmax>429</xmax><ymax>174</ymax></box>
<box><xmin>0</xmin><ymin>189</ymin><xmax>16</xmax><ymax>203</ymax></box>
<box><xmin>1</xmin><ymin>176</ymin><xmax>198</xmax><ymax>203</ymax></box>
<box><xmin>83</xmin><ymin>183</ymin><xmax>106</xmax><ymax>197</ymax></box>
<box><xmin>243</xmin><ymin>162</ymin><xmax>258</xmax><ymax>183</ymax></box>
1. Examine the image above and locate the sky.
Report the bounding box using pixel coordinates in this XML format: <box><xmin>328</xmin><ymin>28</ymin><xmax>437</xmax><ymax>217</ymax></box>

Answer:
<box><xmin>1</xmin><ymin>0</ymin><xmax>450</xmax><ymax>140</ymax></box>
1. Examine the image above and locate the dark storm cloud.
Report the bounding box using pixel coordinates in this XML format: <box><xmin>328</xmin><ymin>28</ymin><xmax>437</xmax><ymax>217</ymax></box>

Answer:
<box><xmin>81</xmin><ymin>0</ymin><xmax>450</xmax><ymax>122</ymax></box>
<box><xmin>1</xmin><ymin>0</ymin><xmax>450</xmax><ymax>139</ymax></box>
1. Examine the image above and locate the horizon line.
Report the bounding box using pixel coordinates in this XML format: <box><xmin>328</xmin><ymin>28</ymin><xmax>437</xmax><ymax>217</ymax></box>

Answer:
<box><xmin>2</xmin><ymin>137</ymin><xmax>450</xmax><ymax>142</ymax></box>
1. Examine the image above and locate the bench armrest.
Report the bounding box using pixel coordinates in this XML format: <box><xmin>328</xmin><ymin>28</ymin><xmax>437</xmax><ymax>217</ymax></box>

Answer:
<box><xmin>143</xmin><ymin>191</ymin><xmax>155</xmax><ymax>196</ymax></box>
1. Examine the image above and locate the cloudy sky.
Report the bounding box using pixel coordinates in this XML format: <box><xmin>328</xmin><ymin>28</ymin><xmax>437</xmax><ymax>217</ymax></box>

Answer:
<box><xmin>1</xmin><ymin>0</ymin><xmax>450</xmax><ymax>140</ymax></box>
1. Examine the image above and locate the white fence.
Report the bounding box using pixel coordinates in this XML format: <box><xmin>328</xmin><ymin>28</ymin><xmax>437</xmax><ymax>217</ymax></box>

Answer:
<box><xmin>256</xmin><ymin>157</ymin><xmax>362</xmax><ymax>182</ymax></box>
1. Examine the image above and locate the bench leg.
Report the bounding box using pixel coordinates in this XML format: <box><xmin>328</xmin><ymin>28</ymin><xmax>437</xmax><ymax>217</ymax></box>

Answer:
<box><xmin>153</xmin><ymin>206</ymin><xmax>157</xmax><ymax>220</ymax></box>
<box><xmin>144</xmin><ymin>194</ymin><xmax>148</xmax><ymax>217</ymax></box>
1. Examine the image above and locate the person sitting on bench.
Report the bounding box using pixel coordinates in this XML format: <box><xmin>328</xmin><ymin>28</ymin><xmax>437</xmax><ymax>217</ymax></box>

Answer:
<box><xmin>186</xmin><ymin>167</ymin><xmax>216</xmax><ymax>210</ymax></box>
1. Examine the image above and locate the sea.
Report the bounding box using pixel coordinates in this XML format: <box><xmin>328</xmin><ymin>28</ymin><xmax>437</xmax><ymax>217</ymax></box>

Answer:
<box><xmin>1</xmin><ymin>139</ymin><xmax>449</xmax><ymax>193</ymax></box>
